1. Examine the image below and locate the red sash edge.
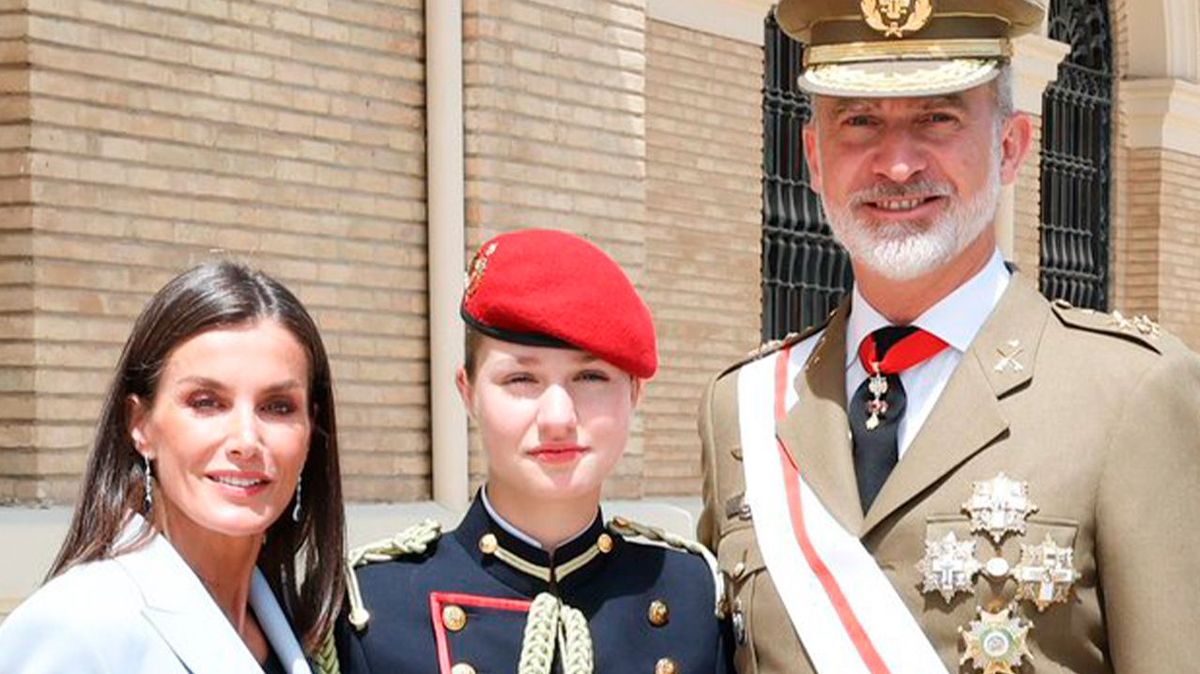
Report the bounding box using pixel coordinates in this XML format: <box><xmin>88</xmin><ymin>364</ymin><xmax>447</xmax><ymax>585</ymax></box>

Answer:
<box><xmin>771</xmin><ymin>343</ymin><xmax>892</xmax><ymax>674</ymax></box>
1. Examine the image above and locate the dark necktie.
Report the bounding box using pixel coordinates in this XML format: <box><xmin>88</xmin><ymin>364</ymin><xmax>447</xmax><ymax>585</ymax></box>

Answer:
<box><xmin>849</xmin><ymin>326</ymin><xmax>949</xmax><ymax>513</ymax></box>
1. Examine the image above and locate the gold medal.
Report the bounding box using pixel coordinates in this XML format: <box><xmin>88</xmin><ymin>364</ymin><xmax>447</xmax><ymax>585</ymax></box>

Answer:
<box><xmin>1013</xmin><ymin>534</ymin><xmax>1080</xmax><ymax>612</ymax></box>
<box><xmin>916</xmin><ymin>531</ymin><xmax>981</xmax><ymax>603</ymax></box>
<box><xmin>960</xmin><ymin>606</ymin><xmax>1032</xmax><ymax>674</ymax></box>
<box><xmin>962</xmin><ymin>473</ymin><xmax>1038</xmax><ymax>543</ymax></box>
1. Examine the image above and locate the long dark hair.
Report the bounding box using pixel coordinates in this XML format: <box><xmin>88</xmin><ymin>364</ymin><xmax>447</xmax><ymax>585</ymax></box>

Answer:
<box><xmin>48</xmin><ymin>260</ymin><xmax>345</xmax><ymax>650</ymax></box>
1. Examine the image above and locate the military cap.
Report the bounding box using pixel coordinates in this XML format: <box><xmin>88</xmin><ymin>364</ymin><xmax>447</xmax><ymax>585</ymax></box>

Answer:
<box><xmin>775</xmin><ymin>0</ymin><xmax>1046</xmax><ymax>97</ymax></box>
<box><xmin>460</xmin><ymin>228</ymin><xmax>658</xmax><ymax>378</ymax></box>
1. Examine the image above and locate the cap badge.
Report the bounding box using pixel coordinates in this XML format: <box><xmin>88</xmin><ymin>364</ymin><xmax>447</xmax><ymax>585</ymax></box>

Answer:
<box><xmin>1012</xmin><ymin>533</ymin><xmax>1081</xmax><ymax>612</ymax></box>
<box><xmin>959</xmin><ymin>606</ymin><xmax>1033</xmax><ymax>674</ymax></box>
<box><xmin>860</xmin><ymin>0</ymin><xmax>934</xmax><ymax>38</ymax></box>
<box><xmin>916</xmin><ymin>531</ymin><xmax>982</xmax><ymax>603</ymax></box>
<box><xmin>464</xmin><ymin>242</ymin><xmax>498</xmax><ymax>299</ymax></box>
<box><xmin>962</xmin><ymin>473</ymin><xmax>1038</xmax><ymax>543</ymax></box>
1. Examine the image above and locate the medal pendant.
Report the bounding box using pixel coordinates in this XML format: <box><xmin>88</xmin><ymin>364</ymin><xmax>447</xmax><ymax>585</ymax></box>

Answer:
<box><xmin>868</xmin><ymin>372</ymin><xmax>888</xmax><ymax>396</ymax></box>
<box><xmin>864</xmin><ymin>398</ymin><xmax>888</xmax><ymax>431</ymax></box>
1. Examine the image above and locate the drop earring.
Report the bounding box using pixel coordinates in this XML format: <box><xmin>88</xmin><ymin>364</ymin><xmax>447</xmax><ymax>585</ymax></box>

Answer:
<box><xmin>142</xmin><ymin>455</ymin><xmax>153</xmax><ymax>513</ymax></box>
<box><xmin>292</xmin><ymin>475</ymin><xmax>303</xmax><ymax>522</ymax></box>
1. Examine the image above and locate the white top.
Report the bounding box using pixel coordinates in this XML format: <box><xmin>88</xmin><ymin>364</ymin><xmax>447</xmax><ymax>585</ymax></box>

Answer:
<box><xmin>0</xmin><ymin>515</ymin><xmax>312</xmax><ymax>674</ymax></box>
<box><xmin>844</xmin><ymin>249</ymin><xmax>1010</xmax><ymax>458</ymax></box>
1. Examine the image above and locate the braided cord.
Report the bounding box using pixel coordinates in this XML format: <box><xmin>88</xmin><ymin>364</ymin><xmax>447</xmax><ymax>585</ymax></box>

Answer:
<box><xmin>517</xmin><ymin>593</ymin><xmax>594</xmax><ymax>674</ymax></box>
<box><xmin>344</xmin><ymin>519</ymin><xmax>442</xmax><ymax>630</ymax></box>
<box><xmin>608</xmin><ymin>517</ymin><xmax>727</xmax><ymax>617</ymax></box>
<box><xmin>558</xmin><ymin>604</ymin><xmax>594</xmax><ymax>674</ymax></box>
<box><xmin>312</xmin><ymin>628</ymin><xmax>341</xmax><ymax>674</ymax></box>
<box><xmin>518</xmin><ymin>593</ymin><xmax>560</xmax><ymax>674</ymax></box>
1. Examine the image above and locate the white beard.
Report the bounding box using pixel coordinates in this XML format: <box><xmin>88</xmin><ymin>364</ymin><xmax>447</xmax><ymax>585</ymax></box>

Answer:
<box><xmin>820</xmin><ymin>146</ymin><xmax>1002</xmax><ymax>282</ymax></box>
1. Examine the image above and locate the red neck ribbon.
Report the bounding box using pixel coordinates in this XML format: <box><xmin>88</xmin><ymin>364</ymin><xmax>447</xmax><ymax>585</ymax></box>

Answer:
<box><xmin>857</xmin><ymin>329</ymin><xmax>950</xmax><ymax>376</ymax></box>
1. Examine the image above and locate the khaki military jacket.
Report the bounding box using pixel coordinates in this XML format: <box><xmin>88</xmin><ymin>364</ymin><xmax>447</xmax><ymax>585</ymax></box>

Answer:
<box><xmin>698</xmin><ymin>277</ymin><xmax>1200</xmax><ymax>674</ymax></box>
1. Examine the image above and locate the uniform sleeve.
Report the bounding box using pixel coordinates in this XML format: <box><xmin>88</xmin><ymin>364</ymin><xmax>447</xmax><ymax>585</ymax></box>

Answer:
<box><xmin>697</xmin><ymin>374</ymin><xmax>724</xmax><ymax>550</ymax></box>
<box><xmin>1096</xmin><ymin>349</ymin><xmax>1200</xmax><ymax>673</ymax></box>
<box><xmin>713</xmin><ymin>611</ymin><xmax>737</xmax><ymax>674</ymax></box>
<box><xmin>332</xmin><ymin>609</ymin><xmax>372</xmax><ymax>674</ymax></box>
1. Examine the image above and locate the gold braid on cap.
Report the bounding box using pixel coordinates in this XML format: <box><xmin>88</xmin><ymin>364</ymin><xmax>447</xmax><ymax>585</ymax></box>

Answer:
<box><xmin>805</xmin><ymin>38</ymin><xmax>1011</xmax><ymax>66</ymax></box>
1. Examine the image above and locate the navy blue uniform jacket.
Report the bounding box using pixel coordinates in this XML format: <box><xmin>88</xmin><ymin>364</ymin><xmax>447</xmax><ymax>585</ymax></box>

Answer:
<box><xmin>337</xmin><ymin>496</ymin><xmax>734</xmax><ymax>673</ymax></box>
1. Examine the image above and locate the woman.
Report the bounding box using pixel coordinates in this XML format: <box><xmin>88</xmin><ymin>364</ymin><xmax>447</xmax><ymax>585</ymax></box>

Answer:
<box><xmin>337</xmin><ymin>229</ymin><xmax>732</xmax><ymax>674</ymax></box>
<box><xmin>0</xmin><ymin>261</ymin><xmax>345</xmax><ymax>674</ymax></box>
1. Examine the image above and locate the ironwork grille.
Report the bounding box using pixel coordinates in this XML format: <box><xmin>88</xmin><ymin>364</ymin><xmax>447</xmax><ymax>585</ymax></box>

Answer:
<box><xmin>761</xmin><ymin>15</ymin><xmax>851</xmax><ymax>341</ymax></box>
<box><xmin>1038</xmin><ymin>0</ymin><xmax>1114</xmax><ymax>309</ymax></box>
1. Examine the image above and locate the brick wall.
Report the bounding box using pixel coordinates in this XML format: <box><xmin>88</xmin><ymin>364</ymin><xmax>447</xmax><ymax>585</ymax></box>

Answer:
<box><xmin>1012</xmin><ymin>116</ymin><xmax>1043</xmax><ymax>273</ymax></box>
<box><xmin>2</xmin><ymin>0</ymin><xmax>429</xmax><ymax>503</ymax></box>
<box><xmin>0</xmin><ymin>5</ymin><xmax>33</xmax><ymax>503</ymax></box>
<box><xmin>643</xmin><ymin>19</ymin><xmax>761</xmax><ymax>496</ymax></box>
<box><xmin>461</xmin><ymin>0</ymin><xmax>651</xmax><ymax>498</ymax></box>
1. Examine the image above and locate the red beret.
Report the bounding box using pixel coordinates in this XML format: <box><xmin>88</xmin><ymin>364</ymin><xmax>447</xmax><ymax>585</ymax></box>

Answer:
<box><xmin>461</xmin><ymin>229</ymin><xmax>658</xmax><ymax>378</ymax></box>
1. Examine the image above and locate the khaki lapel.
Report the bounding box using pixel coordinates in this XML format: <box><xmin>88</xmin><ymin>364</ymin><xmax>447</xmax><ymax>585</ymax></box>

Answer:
<box><xmin>777</xmin><ymin>303</ymin><xmax>865</xmax><ymax>534</ymax></box>
<box><xmin>862</xmin><ymin>276</ymin><xmax>1051</xmax><ymax>534</ymax></box>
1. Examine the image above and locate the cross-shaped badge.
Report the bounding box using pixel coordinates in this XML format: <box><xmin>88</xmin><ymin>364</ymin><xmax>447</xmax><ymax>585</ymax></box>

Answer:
<box><xmin>1012</xmin><ymin>533</ymin><xmax>1081</xmax><ymax>612</ymax></box>
<box><xmin>962</xmin><ymin>473</ymin><xmax>1039</xmax><ymax>543</ymax></box>
<box><xmin>916</xmin><ymin>531</ymin><xmax>981</xmax><ymax>603</ymax></box>
<box><xmin>993</xmin><ymin>339</ymin><xmax>1025</xmax><ymax>374</ymax></box>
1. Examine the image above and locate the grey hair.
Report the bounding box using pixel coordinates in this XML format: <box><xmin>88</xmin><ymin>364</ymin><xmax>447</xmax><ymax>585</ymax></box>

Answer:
<box><xmin>993</xmin><ymin>62</ymin><xmax>1014</xmax><ymax>120</ymax></box>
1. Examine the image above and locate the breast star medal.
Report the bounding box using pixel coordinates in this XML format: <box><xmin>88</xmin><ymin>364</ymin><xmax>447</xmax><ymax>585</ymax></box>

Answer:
<box><xmin>860</xmin><ymin>0</ymin><xmax>934</xmax><ymax>38</ymax></box>
<box><xmin>959</xmin><ymin>606</ymin><xmax>1033</xmax><ymax>674</ymax></box>
<box><xmin>916</xmin><ymin>531</ymin><xmax>981</xmax><ymax>602</ymax></box>
<box><xmin>1012</xmin><ymin>534</ymin><xmax>1081</xmax><ymax>612</ymax></box>
<box><xmin>962</xmin><ymin>473</ymin><xmax>1039</xmax><ymax>543</ymax></box>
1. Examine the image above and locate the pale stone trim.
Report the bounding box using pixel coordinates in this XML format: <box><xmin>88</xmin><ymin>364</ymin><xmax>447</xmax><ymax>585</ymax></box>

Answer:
<box><xmin>648</xmin><ymin>0</ymin><xmax>774</xmax><ymax>45</ymax></box>
<box><xmin>1012</xmin><ymin>33</ymin><xmax>1070</xmax><ymax>115</ymax></box>
<box><xmin>1123</xmin><ymin>79</ymin><xmax>1200</xmax><ymax>157</ymax></box>
<box><xmin>1124</xmin><ymin>0</ymin><xmax>1197</xmax><ymax>80</ymax></box>
<box><xmin>426</xmin><ymin>0</ymin><xmax>470</xmax><ymax>510</ymax></box>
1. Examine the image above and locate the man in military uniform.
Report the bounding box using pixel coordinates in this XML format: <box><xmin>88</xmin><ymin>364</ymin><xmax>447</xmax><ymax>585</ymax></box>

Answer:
<box><xmin>336</xmin><ymin>230</ymin><xmax>732</xmax><ymax>674</ymax></box>
<box><xmin>699</xmin><ymin>2</ymin><xmax>1200</xmax><ymax>673</ymax></box>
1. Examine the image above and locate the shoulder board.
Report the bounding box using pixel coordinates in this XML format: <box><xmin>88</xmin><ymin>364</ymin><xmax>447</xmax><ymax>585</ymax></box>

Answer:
<box><xmin>607</xmin><ymin>516</ymin><xmax>725</xmax><ymax>618</ymax></box>
<box><xmin>718</xmin><ymin>313</ymin><xmax>834</xmax><ymax>380</ymax></box>
<box><xmin>348</xmin><ymin>518</ymin><xmax>442</xmax><ymax>568</ymax></box>
<box><xmin>1050</xmin><ymin>299</ymin><xmax>1163</xmax><ymax>354</ymax></box>
<box><xmin>345</xmin><ymin>519</ymin><xmax>442</xmax><ymax>631</ymax></box>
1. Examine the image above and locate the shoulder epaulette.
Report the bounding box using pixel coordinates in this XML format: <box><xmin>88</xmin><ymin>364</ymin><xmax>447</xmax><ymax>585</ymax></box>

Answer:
<box><xmin>345</xmin><ymin>519</ymin><xmax>442</xmax><ymax>630</ymax></box>
<box><xmin>718</xmin><ymin>314</ymin><xmax>834</xmax><ymax>380</ymax></box>
<box><xmin>606</xmin><ymin>516</ymin><xmax>725</xmax><ymax>618</ymax></box>
<box><xmin>1050</xmin><ymin>299</ymin><xmax>1163</xmax><ymax>354</ymax></box>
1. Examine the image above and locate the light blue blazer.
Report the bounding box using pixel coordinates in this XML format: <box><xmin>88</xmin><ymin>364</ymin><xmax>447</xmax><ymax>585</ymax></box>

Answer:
<box><xmin>0</xmin><ymin>518</ymin><xmax>313</xmax><ymax>674</ymax></box>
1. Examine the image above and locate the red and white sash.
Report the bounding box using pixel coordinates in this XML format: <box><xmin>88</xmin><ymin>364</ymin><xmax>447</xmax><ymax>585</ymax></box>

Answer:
<box><xmin>736</xmin><ymin>341</ymin><xmax>948</xmax><ymax>674</ymax></box>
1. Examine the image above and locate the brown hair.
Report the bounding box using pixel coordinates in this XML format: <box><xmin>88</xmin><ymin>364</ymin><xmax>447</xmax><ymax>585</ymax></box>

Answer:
<box><xmin>48</xmin><ymin>260</ymin><xmax>345</xmax><ymax>650</ymax></box>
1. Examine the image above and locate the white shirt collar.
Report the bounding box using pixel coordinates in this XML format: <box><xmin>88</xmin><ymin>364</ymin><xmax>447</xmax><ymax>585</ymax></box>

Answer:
<box><xmin>845</xmin><ymin>249</ymin><xmax>1010</xmax><ymax>367</ymax></box>
<box><xmin>481</xmin><ymin>485</ymin><xmax>544</xmax><ymax>549</ymax></box>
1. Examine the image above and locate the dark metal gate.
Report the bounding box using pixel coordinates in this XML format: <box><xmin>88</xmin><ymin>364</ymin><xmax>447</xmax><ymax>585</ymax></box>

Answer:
<box><xmin>1038</xmin><ymin>0</ymin><xmax>1114</xmax><ymax>309</ymax></box>
<box><xmin>760</xmin><ymin>15</ymin><xmax>851</xmax><ymax>341</ymax></box>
